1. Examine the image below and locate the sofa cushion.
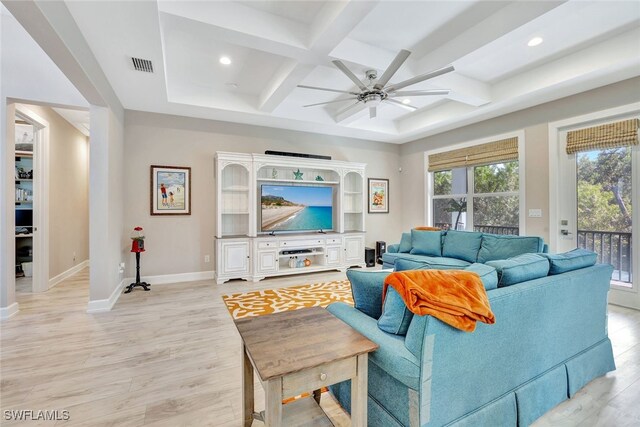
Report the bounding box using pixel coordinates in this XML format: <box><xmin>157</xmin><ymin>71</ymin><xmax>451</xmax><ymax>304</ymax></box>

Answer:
<box><xmin>410</xmin><ymin>229</ymin><xmax>442</xmax><ymax>257</ymax></box>
<box><xmin>442</xmin><ymin>230</ymin><xmax>483</xmax><ymax>263</ymax></box>
<box><xmin>390</xmin><ymin>254</ymin><xmax>471</xmax><ymax>271</ymax></box>
<box><xmin>465</xmin><ymin>263</ymin><xmax>498</xmax><ymax>291</ymax></box>
<box><xmin>346</xmin><ymin>269</ymin><xmax>388</xmax><ymax>319</ymax></box>
<box><xmin>540</xmin><ymin>248</ymin><xmax>597</xmax><ymax>275</ymax></box>
<box><xmin>477</xmin><ymin>234</ymin><xmax>544</xmax><ymax>263</ymax></box>
<box><xmin>486</xmin><ymin>254</ymin><xmax>550</xmax><ymax>287</ymax></box>
<box><xmin>378</xmin><ymin>287</ymin><xmax>414</xmax><ymax>335</ymax></box>
<box><xmin>327</xmin><ymin>302</ymin><xmax>420</xmax><ymax>390</ymax></box>
<box><xmin>398</xmin><ymin>232</ymin><xmax>412</xmax><ymax>253</ymax></box>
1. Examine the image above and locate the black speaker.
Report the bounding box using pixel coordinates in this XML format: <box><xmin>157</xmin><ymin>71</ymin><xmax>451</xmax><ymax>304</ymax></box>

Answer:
<box><xmin>376</xmin><ymin>241</ymin><xmax>386</xmax><ymax>265</ymax></box>
<box><xmin>365</xmin><ymin>247</ymin><xmax>375</xmax><ymax>267</ymax></box>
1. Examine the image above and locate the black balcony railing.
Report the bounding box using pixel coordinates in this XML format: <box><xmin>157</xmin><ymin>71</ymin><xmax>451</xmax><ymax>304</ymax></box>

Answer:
<box><xmin>434</xmin><ymin>223</ymin><xmax>519</xmax><ymax>235</ymax></box>
<box><xmin>578</xmin><ymin>230</ymin><xmax>632</xmax><ymax>283</ymax></box>
<box><xmin>473</xmin><ymin>225</ymin><xmax>519</xmax><ymax>235</ymax></box>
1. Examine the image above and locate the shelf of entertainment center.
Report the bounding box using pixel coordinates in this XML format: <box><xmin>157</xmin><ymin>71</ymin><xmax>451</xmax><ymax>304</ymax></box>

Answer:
<box><xmin>278</xmin><ymin>251</ymin><xmax>324</xmax><ymax>259</ymax></box>
<box><xmin>256</xmin><ymin>178</ymin><xmax>339</xmax><ymax>185</ymax></box>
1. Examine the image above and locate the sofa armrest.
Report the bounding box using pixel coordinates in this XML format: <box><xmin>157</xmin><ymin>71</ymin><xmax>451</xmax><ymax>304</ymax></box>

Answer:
<box><xmin>387</xmin><ymin>244</ymin><xmax>400</xmax><ymax>253</ymax></box>
<box><xmin>327</xmin><ymin>302</ymin><xmax>420</xmax><ymax>390</ymax></box>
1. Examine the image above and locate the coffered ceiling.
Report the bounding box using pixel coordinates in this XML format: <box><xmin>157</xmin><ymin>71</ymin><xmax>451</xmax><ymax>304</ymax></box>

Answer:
<box><xmin>62</xmin><ymin>0</ymin><xmax>640</xmax><ymax>143</ymax></box>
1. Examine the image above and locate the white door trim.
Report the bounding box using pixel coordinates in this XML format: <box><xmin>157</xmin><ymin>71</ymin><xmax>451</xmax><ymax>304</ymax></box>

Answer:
<box><xmin>15</xmin><ymin>104</ymin><xmax>50</xmax><ymax>293</ymax></box>
<box><xmin>548</xmin><ymin>102</ymin><xmax>640</xmax><ymax>309</ymax></box>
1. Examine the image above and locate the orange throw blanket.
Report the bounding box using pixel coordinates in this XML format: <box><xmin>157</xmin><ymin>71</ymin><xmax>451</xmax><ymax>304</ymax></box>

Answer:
<box><xmin>384</xmin><ymin>270</ymin><xmax>495</xmax><ymax>332</ymax></box>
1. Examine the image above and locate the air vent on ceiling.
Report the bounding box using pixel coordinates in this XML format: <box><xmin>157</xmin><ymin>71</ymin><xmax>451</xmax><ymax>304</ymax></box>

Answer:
<box><xmin>131</xmin><ymin>57</ymin><xmax>153</xmax><ymax>73</ymax></box>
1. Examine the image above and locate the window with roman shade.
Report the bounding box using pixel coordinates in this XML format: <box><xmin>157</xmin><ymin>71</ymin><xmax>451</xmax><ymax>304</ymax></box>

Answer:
<box><xmin>429</xmin><ymin>136</ymin><xmax>521</xmax><ymax>235</ymax></box>
<box><xmin>566</xmin><ymin>118</ymin><xmax>639</xmax><ymax>154</ymax></box>
<box><xmin>428</xmin><ymin>137</ymin><xmax>518</xmax><ymax>172</ymax></box>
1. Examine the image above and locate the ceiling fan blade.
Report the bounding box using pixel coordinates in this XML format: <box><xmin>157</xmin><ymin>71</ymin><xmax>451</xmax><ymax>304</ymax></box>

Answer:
<box><xmin>369</xmin><ymin>107</ymin><xmax>377</xmax><ymax>119</ymax></box>
<box><xmin>389</xmin><ymin>89</ymin><xmax>450</xmax><ymax>97</ymax></box>
<box><xmin>386</xmin><ymin>98</ymin><xmax>418</xmax><ymax>111</ymax></box>
<box><xmin>374</xmin><ymin>49</ymin><xmax>411</xmax><ymax>90</ymax></box>
<box><xmin>303</xmin><ymin>97</ymin><xmax>358</xmax><ymax>108</ymax></box>
<box><xmin>297</xmin><ymin>85</ymin><xmax>360</xmax><ymax>95</ymax></box>
<box><xmin>385</xmin><ymin>65</ymin><xmax>455</xmax><ymax>92</ymax></box>
<box><xmin>332</xmin><ymin>60</ymin><xmax>367</xmax><ymax>91</ymax></box>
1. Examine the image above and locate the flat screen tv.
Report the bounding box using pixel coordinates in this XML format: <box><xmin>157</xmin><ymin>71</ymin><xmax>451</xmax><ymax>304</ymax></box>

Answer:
<box><xmin>261</xmin><ymin>184</ymin><xmax>333</xmax><ymax>232</ymax></box>
<box><xmin>15</xmin><ymin>209</ymin><xmax>32</xmax><ymax>227</ymax></box>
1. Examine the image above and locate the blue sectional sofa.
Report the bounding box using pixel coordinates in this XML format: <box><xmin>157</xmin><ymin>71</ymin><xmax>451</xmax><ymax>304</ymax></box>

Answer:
<box><xmin>327</xmin><ymin>230</ymin><xmax>615</xmax><ymax>426</ymax></box>
<box><xmin>382</xmin><ymin>229</ymin><xmax>547</xmax><ymax>270</ymax></box>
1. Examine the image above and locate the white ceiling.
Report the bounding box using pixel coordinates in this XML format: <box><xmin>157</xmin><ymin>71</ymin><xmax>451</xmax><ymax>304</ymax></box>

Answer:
<box><xmin>61</xmin><ymin>0</ymin><xmax>640</xmax><ymax>143</ymax></box>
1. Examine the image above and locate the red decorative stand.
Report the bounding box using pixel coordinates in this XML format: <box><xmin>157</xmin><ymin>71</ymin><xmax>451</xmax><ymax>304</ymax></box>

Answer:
<box><xmin>125</xmin><ymin>227</ymin><xmax>150</xmax><ymax>293</ymax></box>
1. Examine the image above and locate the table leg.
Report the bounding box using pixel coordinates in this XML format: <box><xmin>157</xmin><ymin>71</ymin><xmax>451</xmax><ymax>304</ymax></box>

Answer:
<box><xmin>351</xmin><ymin>353</ymin><xmax>368</xmax><ymax>427</ymax></box>
<box><xmin>241</xmin><ymin>343</ymin><xmax>254</xmax><ymax>427</ymax></box>
<box><xmin>264</xmin><ymin>378</ymin><xmax>283</xmax><ymax>427</ymax></box>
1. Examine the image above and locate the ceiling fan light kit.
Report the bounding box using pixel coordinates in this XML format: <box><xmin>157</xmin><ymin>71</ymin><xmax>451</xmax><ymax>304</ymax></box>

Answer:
<box><xmin>298</xmin><ymin>48</ymin><xmax>454</xmax><ymax>119</ymax></box>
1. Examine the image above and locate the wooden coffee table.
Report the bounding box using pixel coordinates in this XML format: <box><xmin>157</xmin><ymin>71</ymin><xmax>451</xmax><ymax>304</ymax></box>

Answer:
<box><xmin>234</xmin><ymin>306</ymin><xmax>378</xmax><ymax>427</ymax></box>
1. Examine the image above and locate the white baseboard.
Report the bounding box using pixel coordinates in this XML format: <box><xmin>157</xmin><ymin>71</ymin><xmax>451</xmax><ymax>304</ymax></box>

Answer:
<box><xmin>136</xmin><ymin>270</ymin><xmax>215</xmax><ymax>285</ymax></box>
<box><xmin>86</xmin><ymin>271</ymin><xmax>214</xmax><ymax>314</ymax></box>
<box><xmin>86</xmin><ymin>278</ymin><xmax>126</xmax><ymax>314</ymax></box>
<box><xmin>0</xmin><ymin>302</ymin><xmax>19</xmax><ymax>321</ymax></box>
<box><xmin>49</xmin><ymin>260</ymin><xmax>89</xmax><ymax>289</ymax></box>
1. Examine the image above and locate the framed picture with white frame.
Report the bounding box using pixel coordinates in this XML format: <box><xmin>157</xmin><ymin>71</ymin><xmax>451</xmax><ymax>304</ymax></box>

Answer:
<box><xmin>368</xmin><ymin>178</ymin><xmax>389</xmax><ymax>213</ymax></box>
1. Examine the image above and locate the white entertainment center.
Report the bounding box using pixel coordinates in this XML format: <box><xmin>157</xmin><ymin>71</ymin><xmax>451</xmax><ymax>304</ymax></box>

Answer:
<box><xmin>214</xmin><ymin>152</ymin><xmax>366</xmax><ymax>285</ymax></box>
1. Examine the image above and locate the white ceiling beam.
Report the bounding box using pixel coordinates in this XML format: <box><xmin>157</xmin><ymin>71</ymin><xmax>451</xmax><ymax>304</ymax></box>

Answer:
<box><xmin>258</xmin><ymin>0</ymin><xmax>379</xmax><ymax>113</ymax></box>
<box><xmin>158</xmin><ymin>12</ymin><xmax>317</xmax><ymax>64</ymax></box>
<box><xmin>259</xmin><ymin>60</ymin><xmax>315</xmax><ymax>112</ymax></box>
<box><xmin>415</xmin><ymin>1</ymin><xmax>566</xmax><ymax>70</ymax></box>
<box><xmin>3</xmin><ymin>0</ymin><xmax>120</xmax><ymax>111</ymax></box>
<box><xmin>397</xmin><ymin>27</ymin><xmax>640</xmax><ymax>138</ymax></box>
<box><xmin>307</xmin><ymin>0</ymin><xmax>379</xmax><ymax>53</ymax></box>
<box><xmin>491</xmin><ymin>27</ymin><xmax>640</xmax><ymax>102</ymax></box>
<box><xmin>158</xmin><ymin>1</ymin><xmax>309</xmax><ymax>51</ymax></box>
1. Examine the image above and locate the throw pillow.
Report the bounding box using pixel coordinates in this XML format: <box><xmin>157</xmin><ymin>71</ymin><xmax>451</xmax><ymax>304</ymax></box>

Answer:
<box><xmin>540</xmin><ymin>248</ymin><xmax>597</xmax><ymax>275</ymax></box>
<box><xmin>486</xmin><ymin>254</ymin><xmax>550</xmax><ymax>287</ymax></box>
<box><xmin>409</xmin><ymin>229</ymin><xmax>442</xmax><ymax>257</ymax></box>
<box><xmin>378</xmin><ymin>287</ymin><xmax>414</xmax><ymax>335</ymax></box>
<box><xmin>398</xmin><ymin>232</ymin><xmax>412</xmax><ymax>253</ymax></box>
<box><xmin>414</xmin><ymin>226</ymin><xmax>441</xmax><ymax>231</ymax></box>
<box><xmin>464</xmin><ymin>263</ymin><xmax>498</xmax><ymax>291</ymax></box>
<box><xmin>442</xmin><ymin>230</ymin><xmax>483</xmax><ymax>263</ymax></box>
<box><xmin>394</xmin><ymin>258</ymin><xmax>430</xmax><ymax>272</ymax></box>
<box><xmin>477</xmin><ymin>234</ymin><xmax>544</xmax><ymax>263</ymax></box>
<box><xmin>346</xmin><ymin>269</ymin><xmax>390</xmax><ymax>319</ymax></box>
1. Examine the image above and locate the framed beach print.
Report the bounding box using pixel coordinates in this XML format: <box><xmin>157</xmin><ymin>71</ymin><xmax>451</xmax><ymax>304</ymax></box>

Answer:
<box><xmin>368</xmin><ymin>178</ymin><xmax>389</xmax><ymax>213</ymax></box>
<box><xmin>150</xmin><ymin>165</ymin><xmax>191</xmax><ymax>215</ymax></box>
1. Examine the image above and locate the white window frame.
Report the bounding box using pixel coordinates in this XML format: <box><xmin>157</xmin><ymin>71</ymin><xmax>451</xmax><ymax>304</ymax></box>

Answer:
<box><xmin>425</xmin><ymin>131</ymin><xmax>526</xmax><ymax>234</ymax></box>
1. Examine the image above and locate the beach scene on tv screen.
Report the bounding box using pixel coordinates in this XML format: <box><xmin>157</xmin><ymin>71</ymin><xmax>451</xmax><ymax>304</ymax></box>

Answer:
<box><xmin>261</xmin><ymin>185</ymin><xmax>333</xmax><ymax>232</ymax></box>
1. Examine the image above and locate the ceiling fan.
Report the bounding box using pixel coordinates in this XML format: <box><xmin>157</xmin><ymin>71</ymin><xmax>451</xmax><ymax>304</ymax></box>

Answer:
<box><xmin>298</xmin><ymin>49</ymin><xmax>454</xmax><ymax>119</ymax></box>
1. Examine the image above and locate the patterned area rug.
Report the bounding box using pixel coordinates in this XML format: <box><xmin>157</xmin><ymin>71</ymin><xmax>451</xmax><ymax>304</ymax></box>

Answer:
<box><xmin>222</xmin><ymin>280</ymin><xmax>353</xmax><ymax>320</ymax></box>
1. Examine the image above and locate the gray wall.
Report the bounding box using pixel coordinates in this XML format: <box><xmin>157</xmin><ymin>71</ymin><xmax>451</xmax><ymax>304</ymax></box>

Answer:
<box><xmin>21</xmin><ymin>104</ymin><xmax>90</xmax><ymax>280</ymax></box>
<box><xmin>123</xmin><ymin>111</ymin><xmax>403</xmax><ymax>277</ymax></box>
<box><xmin>400</xmin><ymin>77</ymin><xmax>640</xmax><ymax>243</ymax></box>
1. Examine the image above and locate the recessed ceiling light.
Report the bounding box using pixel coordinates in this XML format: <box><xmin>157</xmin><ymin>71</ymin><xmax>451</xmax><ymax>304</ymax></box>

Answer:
<box><xmin>402</xmin><ymin>99</ymin><xmax>411</xmax><ymax>105</ymax></box>
<box><xmin>219</xmin><ymin>56</ymin><xmax>232</xmax><ymax>65</ymax></box>
<box><xmin>527</xmin><ymin>37</ymin><xmax>543</xmax><ymax>47</ymax></box>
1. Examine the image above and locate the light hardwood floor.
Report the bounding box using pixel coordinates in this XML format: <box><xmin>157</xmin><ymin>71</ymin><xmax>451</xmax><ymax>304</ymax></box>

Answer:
<box><xmin>1</xmin><ymin>268</ymin><xmax>639</xmax><ymax>426</ymax></box>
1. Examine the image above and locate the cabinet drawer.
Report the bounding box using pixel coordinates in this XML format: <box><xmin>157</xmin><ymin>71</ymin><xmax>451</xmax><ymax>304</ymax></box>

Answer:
<box><xmin>257</xmin><ymin>241</ymin><xmax>277</xmax><ymax>249</ymax></box>
<box><xmin>282</xmin><ymin>357</ymin><xmax>356</xmax><ymax>398</ymax></box>
<box><xmin>279</xmin><ymin>238</ymin><xmax>325</xmax><ymax>248</ymax></box>
<box><xmin>326</xmin><ymin>237</ymin><xmax>342</xmax><ymax>245</ymax></box>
